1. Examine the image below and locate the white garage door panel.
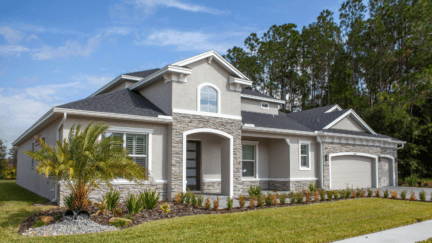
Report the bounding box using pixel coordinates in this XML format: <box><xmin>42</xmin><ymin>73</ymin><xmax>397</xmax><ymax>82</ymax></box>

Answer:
<box><xmin>331</xmin><ymin>155</ymin><xmax>373</xmax><ymax>189</ymax></box>
<box><xmin>381</xmin><ymin>158</ymin><xmax>391</xmax><ymax>187</ymax></box>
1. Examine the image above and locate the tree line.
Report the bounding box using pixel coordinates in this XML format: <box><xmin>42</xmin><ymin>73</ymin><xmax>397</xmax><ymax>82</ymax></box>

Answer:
<box><xmin>224</xmin><ymin>0</ymin><xmax>432</xmax><ymax>178</ymax></box>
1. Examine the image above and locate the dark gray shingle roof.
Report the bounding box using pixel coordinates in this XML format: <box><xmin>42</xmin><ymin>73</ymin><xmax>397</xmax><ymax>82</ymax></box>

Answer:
<box><xmin>124</xmin><ymin>68</ymin><xmax>160</xmax><ymax>78</ymax></box>
<box><xmin>242</xmin><ymin>111</ymin><xmax>313</xmax><ymax>132</ymax></box>
<box><xmin>285</xmin><ymin>107</ymin><xmax>350</xmax><ymax>131</ymax></box>
<box><xmin>241</xmin><ymin>89</ymin><xmax>280</xmax><ymax>101</ymax></box>
<box><xmin>58</xmin><ymin>89</ymin><xmax>165</xmax><ymax>117</ymax></box>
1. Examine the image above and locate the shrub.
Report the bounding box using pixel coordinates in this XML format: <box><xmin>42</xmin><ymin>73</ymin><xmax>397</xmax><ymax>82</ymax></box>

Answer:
<box><xmin>409</xmin><ymin>190</ymin><xmax>416</xmax><ymax>201</ymax></box>
<box><xmin>356</xmin><ymin>188</ymin><xmax>362</xmax><ymax>198</ymax></box>
<box><xmin>383</xmin><ymin>189</ymin><xmax>389</xmax><ymax>198</ymax></box>
<box><xmin>140</xmin><ymin>189</ymin><xmax>160</xmax><ymax>209</ymax></box>
<box><xmin>160</xmin><ymin>203</ymin><xmax>171</xmax><ymax>213</ymax></box>
<box><xmin>313</xmin><ymin>190</ymin><xmax>320</xmax><ymax>202</ymax></box>
<box><xmin>191</xmin><ymin>194</ymin><xmax>197</xmax><ymax>207</ymax></box>
<box><xmin>239</xmin><ymin>194</ymin><xmax>246</xmax><ymax>208</ymax></box>
<box><xmin>375</xmin><ymin>189</ymin><xmax>381</xmax><ymax>198</ymax></box>
<box><xmin>174</xmin><ymin>192</ymin><xmax>181</xmax><ymax>203</ymax></box>
<box><xmin>104</xmin><ymin>189</ymin><xmax>120</xmax><ymax>212</ymax></box>
<box><xmin>345</xmin><ymin>189</ymin><xmax>352</xmax><ymax>199</ymax></box>
<box><xmin>114</xmin><ymin>208</ymin><xmax>124</xmax><ymax>217</ymax></box>
<box><xmin>97</xmin><ymin>200</ymin><xmax>107</xmax><ymax>212</ymax></box>
<box><xmin>185</xmin><ymin>190</ymin><xmax>192</xmax><ymax>204</ymax></box>
<box><xmin>351</xmin><ymin>189</ymin><xmax>356</xmax><ymax>198</ymax></box>
<box><xmin>319</xmin><ymin>190</ymin><xmax>326</xmax><ymax>201</ymax></box>
<box><xmin>213</xmin><ymin>196</ymin><xmax>220</xmax><ymax>211</ymax></box>
<box><xmin>109</xmin><ymin>218</ymin><xmax>129</xmax><ymax>227</ymax></box>
<box><xmin>304</xmin><ymin>189</ymin><xmax>311</xmax><ymax>203</ymax></box>
<box><xmin>264</xmin><ymin>193</ymin><xmax>272</xmax><ymax>206</ymax></box>
<box><xmin>248</xmin><ymin>186</ymin><xmax>262</xmax><ymax>197</ymax></box>
<box><xmin>279</xmin><ymin>193</ymin><xmax>288</xmax><ymax>205</ymax></box>
<box><xmin>406</xmin><ymin>174</ymin><xmax>418</xmax><ymax>187</ymax></box>
<box><xmin>197</xmin><ymin>194</ymin><xmax>204</xmax><ymax>207</ymax></box>
<box><xmin>227</xmin><ymin>197</ymin><xmax>233</xmax><ymax>210</ymax></box>
<box><xmin>124</xmin><ymin>214</ymin><xmax>134</xmax><ymax>220</ymax></box>
<box><xmin>334</xmin><ymin>190</ymin><xmax>340</xmax><ymax>199</ymax></box>
<box><xmin>257</xmin><ymin>194</ymin><xmax>264</xmax><ymax>207</ymax></box>
<box><xmin>367</xmin><ymin>188</ymin><xmax>373</xmax><ymax>197</ymax></box>
<box><xmin>33</xmin><ymin>220</ymin><xmax>45</xmax><ymax>228</ymax></box>
<box><xmin>296</xmin><ymin>192</ymin><xmax>304</xmax><ymax>204</ymax></box>
<box><xmin>400</xmin><ymin>190</ymin><xmax>407</xmax><ymax>200</ymax></box>
<box><xmin>420</xmin><ymin>191</ymin><xmax>426</xmax><ymax>201</ymax></box>
<box><xmin>289</xmin><ymin>192</ymin><xmax>296</xmax><ymax>204</ymax></box>
<box><xmin>204</xmin><ymin>198</ymin><xmax>211</xmax><ymax>210</ymax></box>
<box><xmin>125</xmin><ymin>194</ymin><xmax>144</xmax><ymax>214</ymax></box>
<box><xmin>272</xmin><ymin>193</ymin><xmax>278</xmax><ymax>206</ymax></box>
<box><xmin>361</xmin><ymin>189</ymin><xmax>366</xmax><ymax>198</ymax></box>
<box><xmin>63</xmin><ymin>194</ymin><xmax>74</xmax><ymax>210</ymax></box>
<box><xmin>327</xmin><ymin>191</ymin><xmax>333</xmax><ymax>201</ymax></box>
<box><xmin>249</xmin><ymin>195</ymin><xmax>256</xmax><ymax>208</ymax></box>
<box><xmin>308</xmin><ymin>183</ymin><xmax>317</xmax><ymax>193</ymax></box>
<box><xmin>180</xmin><ymin>192</ymin><xmax>185</xmax><ymax>203</ymax></box>
<box><xmin>390</xmin><ymin>190</ymin><xmax>398</xmax><ymax>199</ymax></box>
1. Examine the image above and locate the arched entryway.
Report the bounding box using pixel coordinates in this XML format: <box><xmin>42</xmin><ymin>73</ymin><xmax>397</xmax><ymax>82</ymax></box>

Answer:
<box><xmin>182</xmin><ymin>128</ymin><xmax>233</xmax><ymax>197</ymax></box>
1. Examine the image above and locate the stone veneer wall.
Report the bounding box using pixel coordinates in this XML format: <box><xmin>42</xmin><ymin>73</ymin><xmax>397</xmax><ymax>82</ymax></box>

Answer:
<box><xmin>289</xmin><ymin>180</ymin><xmax>318</xmax><ymax>191</ymax></box>
<box><xmin>56</xmin><ymin>182</ymin><xmax>167</xmax><ymax>207</ymax></box>
<box><xmin>170</xmin><ymin>113</ymin><xmax>243</xmax><ymax>199</ymax></box>
<box><xmin>240</xmin><ymin>180</ymin><xmax>269</xmax><ymax>195</ymax></box>
<box><xmin>322</xmin><ymin>143</ymin><xmax>398</xmax><ymax>189</ymax></box>
<box><xmin>202</xmin><ymin>181</ymin><xmax>221</xmax><ymax>194</ymax></box>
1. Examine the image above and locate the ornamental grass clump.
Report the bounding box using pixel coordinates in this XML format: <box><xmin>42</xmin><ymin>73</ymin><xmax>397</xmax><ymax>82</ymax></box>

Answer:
<box><xmin>227</xmin><ymin>197</ymin><xmax>233</xmax><ymax>210</ymax></box>
<box><xmin>313</xmin><ymin>190</ymin><xmax>320</xmax><ymax>202</ymax></box>
<box><xmin>104</xmin><ymin>189</ymin><xmax>120</xmax><ymax>213</ymax></box>
<box><xmin>257</xmin><ymin>194</ymin><xmax>265</xmax><ymax>207</ymax></box>
<box><xmin>248</xmin><ymin>186</ymin><xmax>262</xmax><ymax>197</ymax></box>
<box><xmin>24</xmin><ymin>122</ymin><xmax>147</xmax><ymax>211</ymax></box>
<box><xmin>375</xmin><ymin>189</ymin><xmax>381</xmax><ymax>198</ymax></box>
<box><xmin>304</xmin><ymin>189</ymin><xmax>311</xmax><ymax>203</ymax></box>
<box><xmin>390</xmin><ymin>190</ymin><xmax>398</xmax><ymax>199</ymax></box>
<box><xmin>401</xmin><ymin>190</ymin><xmax>407</xmax><ymax>200</ymax></box>
<box><xmin>409</xmin><ymin>190</ymin><xmax>416</xmax><ymax>201</ymax></box>
<box><xmin>160</xmin><ymin>203</ymin><xmax>170</xmax><ymax>213</ymax></box>
<box><xmin>140</xmin><ymin>189</ymin><xmax>160</xmax><ymax>209</ymax></box>
<box><xmin>63</xmin><ymin>194</ymin><xmax>74</xmax><ymax>210</ymax></box>
<box><xmin>213</xmin><ymin>196</ymin><xmax>220</xmax><ymax>211</ymax></box>
<box><xmin>383</xmin><ymin>189</ymin><xmax>389</xmax><ymax>198</ymax></box>
<box><xmin>420</xmin><ymin>191</ymin><xmax>426</xmax><ymax>201</ymax></box>
<box><xmin>239</xmin><ymin>194</ymin><xmax>246</xmax><ymax>208</ymax></box>
<box><xmin>319</xmin><ymin>189</ymin><xmax>326</xmax><ymax>201</ymax></box>
<box><xmin>279</xmin><ymin>193</ymin><xmax>287</xmax><ymax>205</ymax></box>
<box><xmin>204</xmin><ymin>198</ymin><xmax>211</xmax><ymax>210</ymax></box>
<box><xmin>125</xmin><ymin>193</ymin><xmax>144</xmax><ymax>214</ymax></box>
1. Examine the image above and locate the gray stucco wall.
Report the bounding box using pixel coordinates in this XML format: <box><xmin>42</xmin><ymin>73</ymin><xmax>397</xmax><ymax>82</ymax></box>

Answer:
<box><xmin>288</xmin><ymin>136</ymin><xmax>319</xmax><ymax>179</ymax></box>
<box><xmin>16</xmin><ymin>118</ymin><xmax>62</xmax><ymax>201</ymax></box>
<box><xmin>241</xmin><ymin>98</ymin><xmax>279</xmax><ymax>115</ymax></box>
<box><xmin>171</xmin><ymin>59</ymin><xmax>241</xmax><ymax>117</ymax></box>
<box><xmin>139</xmin><ymin>78</ymin><xmax>172</xmax><ymax>116</ymax></box>
<box><xmin>331</xmin><ymin>116</ymin><xmax>366</xmax><ymax>132</ymax></box>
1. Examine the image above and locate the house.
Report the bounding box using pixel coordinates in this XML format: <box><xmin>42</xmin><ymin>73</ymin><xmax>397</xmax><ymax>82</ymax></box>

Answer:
<box><xmin>13</xmin><ymin>50</ymin><xmax>405</xmax><ymax>205</ymax></box>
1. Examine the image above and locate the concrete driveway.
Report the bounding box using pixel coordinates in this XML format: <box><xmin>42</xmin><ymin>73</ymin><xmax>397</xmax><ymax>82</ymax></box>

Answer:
<box><xmin>381</xmin><ymin>186</ymin><xmax>432</xmax><ymax>201</ymax></box>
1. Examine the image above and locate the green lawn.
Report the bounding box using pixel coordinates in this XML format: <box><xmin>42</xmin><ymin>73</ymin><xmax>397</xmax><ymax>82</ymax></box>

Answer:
<box><xmin>3</xmin><ymin>180</ymin><xmax>432</xmax><ymax>243</ymax></box>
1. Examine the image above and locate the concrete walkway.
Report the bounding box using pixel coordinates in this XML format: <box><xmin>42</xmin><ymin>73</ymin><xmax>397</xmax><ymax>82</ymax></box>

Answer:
<box><xmin>335</xmin><ymin>219</ymin><xmax>432</xmax><ymax>243</ymax></box>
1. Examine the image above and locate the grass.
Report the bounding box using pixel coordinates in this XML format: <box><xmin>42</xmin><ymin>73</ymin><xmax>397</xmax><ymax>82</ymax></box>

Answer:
<box><xmin>3</xmin><ymin>180</ymin><xmax>432</xmax><ymax>242</ymax></box>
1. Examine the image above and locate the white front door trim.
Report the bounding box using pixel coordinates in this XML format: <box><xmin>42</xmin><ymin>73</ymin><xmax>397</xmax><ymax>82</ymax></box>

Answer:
<box><xmin>183</xmin><ymin>128</ymin><xmax>233</xmax><ymax>197</ymax></box>
<box><xmin>328</xmin><ymin>152</ymin><xmax>378</xmax><ymax>189</ymax></box>
<box><xmin>380</xmin><ymin>154</ymin><xmax>396</xmax><ymax>186</ymax></box>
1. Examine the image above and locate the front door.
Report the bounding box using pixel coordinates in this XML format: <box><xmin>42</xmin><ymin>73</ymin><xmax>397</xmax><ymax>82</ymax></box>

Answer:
<box><xmin>186</xmin><ymin>141</ymin><xmax>201</xmax><ymax>191</ymax></box>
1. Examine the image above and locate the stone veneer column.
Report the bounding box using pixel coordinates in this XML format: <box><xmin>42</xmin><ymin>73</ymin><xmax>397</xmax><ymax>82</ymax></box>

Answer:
<box><xmin>322</xmin><ymin>143</ymin><xmax>398</xmax><ymax>190</ymax></box>
<box><xmin>169</xmin><ymin>113</ymin><xmax>242</xmax><ymax>199</ymax></box>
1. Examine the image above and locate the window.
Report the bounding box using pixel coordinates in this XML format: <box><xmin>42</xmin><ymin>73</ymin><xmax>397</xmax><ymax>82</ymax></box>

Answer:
<box><xmin>299</xmin><ymin>141</ymin><xmax>311</xmax><ymax>170</ymax></box>
<box><xmin>242</xmin><ymin>141</ymin><xmax>259</xmax><ymax>177</ymax></box>
<box><xmin>261</xmin><ymin>102</ymin><xmax>269</xmax><ymax>109</ymax></box>
<box><xmin>102</xmin><ymin>132</ymin><xmax>148</xmax><ymax>168</ymax></box>
<box><xmin>200</xmin><ymin>86</ymin><xmax>218</xmax><ymax>113</ymax></box>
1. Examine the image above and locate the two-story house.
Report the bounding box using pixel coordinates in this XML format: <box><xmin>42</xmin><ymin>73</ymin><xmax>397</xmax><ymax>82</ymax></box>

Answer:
<box><xmin>13</xmin><ymin>50</ymin><xmax>405</xmax><ymax>205</ymax></box>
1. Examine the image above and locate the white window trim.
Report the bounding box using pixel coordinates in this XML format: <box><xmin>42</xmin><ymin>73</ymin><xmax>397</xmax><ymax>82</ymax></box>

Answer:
<box><xmin>299</xmin><ymin>140</ymin><xmax>311</xmax><ymax>171</ymax></box>
<box><xmin>242</xmin><ymin>141</ymin><xmax>259</xmax><ymax>178</ymax></box>
<box><xmin>104</xmin><ymin>127</ymin><xmax>153</xmax><ymax>176</ymax></box>
<box><xmin>261</xmin><ymin>102</ymin><xmax>269</xmax><ymax>110</ymax></box>
<box><xmin>197</xmin><ymin>82</ymin><xmax>221</xmax><ymax>114</ymax></box>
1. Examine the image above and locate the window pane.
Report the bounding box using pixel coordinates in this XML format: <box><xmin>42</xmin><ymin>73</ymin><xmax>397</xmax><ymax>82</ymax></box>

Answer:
<box><xmin>242</xmin><ymin>161</ymin><xmax>254</xmax><ymax>177</ymax></box>
<box><xmin>187</xmin><ymin>160</ymin><xmax>196</xmax><ymax>167</ymax></box>
<box><xmin>135</xmin><ymin>135</ymin><xmax>146</xmax><ymax>155</ymax></box>
<box><xmin>242</xmin><ymin>145</ymin><xmax>255</xmax><ymax>160</ymax></box>
<box><xmin>200</xmin><ymin>86</ymin><xmax>217</xmax><ymax>113</ymax></box>
<box><xmin>133</xmin><ymin>157</ymin><xmax>147</xmax><ymax>168</ymax></box>
<box><xmin>301</xmin><ymin>144</ymin><xmax>308</xmax><ymax>155</ymax></box>
<box><xmin>187</xmin><ymin>152</ymin><xmax>196</xmax><ymax>159</ymax></box>
<box><xmin>187</xmin><ymin>142</ymin><xmax>196</xmax><ymax>150</ymax></box>
<box><xmin>126</xmin><ymin>134</ymin><xmax>134</xmax><ymax>154</ymax></box>
<box><xmin>187</xmin><ymin>169</ymin><xmax>196</xmax><ymax>176</ymax></box>
<box><xmin>301</xmin><ymin>156</ymin><xmax>308</xmax><ymax>167</ymax></box>
<box><xmin>186</xmin><ymin>178</ymin><xmax>196</xmax><ymax>185</ymax></box>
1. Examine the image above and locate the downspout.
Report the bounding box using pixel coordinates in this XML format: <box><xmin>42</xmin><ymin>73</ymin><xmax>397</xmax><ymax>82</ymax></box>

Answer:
<box><xmin>52</xmin><ymin>112</ymin><xmax>67</xmax><ymax>203</ymax></box>
<box><xmin>317</xmin><ymin>133</ymin><xmax>323</xmax><ymax>188</ymax></box>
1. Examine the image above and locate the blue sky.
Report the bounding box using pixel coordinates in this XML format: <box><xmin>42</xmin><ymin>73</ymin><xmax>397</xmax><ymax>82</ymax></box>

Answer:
<box><xmin>0</xmin><ymin>0</ymin><xmax>343</xmax><ymax>148</ymax></box>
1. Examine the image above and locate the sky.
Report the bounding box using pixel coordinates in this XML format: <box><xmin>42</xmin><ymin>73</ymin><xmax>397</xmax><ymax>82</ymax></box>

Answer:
<box><xmin>0</xmin><ymin>0</ymin><xmax>344</xmax><ymax>149</ymax></box>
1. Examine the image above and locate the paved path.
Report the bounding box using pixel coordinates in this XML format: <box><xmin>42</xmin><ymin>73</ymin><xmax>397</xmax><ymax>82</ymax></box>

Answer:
<box><xmin>335</xmin><ymin>219</ymin><xmax>432</xmax><ymax>243</ymax></box>
<box><xmin>381</xmin><ymin>186</ymin><xmax>432</xmax><ymax>201</ymax></box>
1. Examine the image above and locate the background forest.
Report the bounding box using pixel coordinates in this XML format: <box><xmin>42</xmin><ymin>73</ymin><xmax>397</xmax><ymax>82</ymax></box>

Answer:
<box><xmin>224</xmin><ymin>0</ymin><xmax>432</xmax><ymax>179</ymax></box>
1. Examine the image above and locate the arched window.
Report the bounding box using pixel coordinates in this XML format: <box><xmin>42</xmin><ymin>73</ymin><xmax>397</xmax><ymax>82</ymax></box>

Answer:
<box><xmin>200</xmin><ymin>86</ymin><xmax>218</xmax><ymax>113</ymax></box>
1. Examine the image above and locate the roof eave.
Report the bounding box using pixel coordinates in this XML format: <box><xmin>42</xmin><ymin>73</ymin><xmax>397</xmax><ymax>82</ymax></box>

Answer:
<box><xmin>89</xmin><ymin>75</ymin><xmax>142</xmax><ymax>98</ymax></box>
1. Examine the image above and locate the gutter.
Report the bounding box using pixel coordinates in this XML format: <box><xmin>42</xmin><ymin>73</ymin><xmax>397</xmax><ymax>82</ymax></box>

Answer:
<box><xmin>317</xmin><ymin>135</ymin><xmax>324</xmax><ymax>188</ymax></box>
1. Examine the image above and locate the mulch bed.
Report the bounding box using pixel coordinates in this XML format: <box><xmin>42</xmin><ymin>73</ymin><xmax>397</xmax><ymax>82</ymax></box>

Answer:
<box><xmin>18</xmin><ymin>196</ymin><xmax>432</xmax><ymax>235</ymax></box>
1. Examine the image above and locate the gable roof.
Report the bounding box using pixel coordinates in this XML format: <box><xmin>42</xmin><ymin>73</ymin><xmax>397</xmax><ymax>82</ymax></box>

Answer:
<box><xmin>242</xmin><ymin>111</ymin><xmax>313</xmax><ymax>132</ymax></box>
<box><xmin>124</xmin><ymin>68</ymin><xmax>161</xmax><ymax>78</ymax></box>
<box><xmin>60</xmin><ymin>89</ymin><xmax>166</xmax><ymax>117</ymax></box>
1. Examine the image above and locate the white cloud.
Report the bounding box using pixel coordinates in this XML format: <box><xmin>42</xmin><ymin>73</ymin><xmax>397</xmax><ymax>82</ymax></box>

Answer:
<box><xmin>138</xmin><ymin>29</ymin><xmax>245</xmax><ymax>53</ymax></box>
<box><xmin>74</xmin><ymin>74</ymin><xmax>114</xmax><ymax>86</ymax></box>
<box><xmin>131</xmin><ymin>0</ymin><xmax>228</xmax><ymax>15</ymax></box>
<box><xmin>0</xmin><ymin>45</ymin><xmax>30</xmax><ymax>56</ymax></box>
<box><xmin>24</xmin><ymin>82</ymin><xmax>81</xmax><ymax>102</ymax></box>
<box><xmin>0</xmin><ymin>26</ymin><xmax>25</xmax><ymax>45</ymax></box>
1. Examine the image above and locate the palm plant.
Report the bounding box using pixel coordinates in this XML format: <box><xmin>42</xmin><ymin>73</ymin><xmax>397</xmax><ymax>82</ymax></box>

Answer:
<box><xmin>25</xmin><ymin>121</ymin><xmax>147</xmax><ymax>210</ymax></box>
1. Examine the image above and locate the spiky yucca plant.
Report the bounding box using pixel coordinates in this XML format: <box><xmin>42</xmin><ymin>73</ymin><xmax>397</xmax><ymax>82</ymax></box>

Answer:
<box><xmin>25</xmin><ymin>121</ymin><xmax>147</xmax><ymax>210</ymax></box>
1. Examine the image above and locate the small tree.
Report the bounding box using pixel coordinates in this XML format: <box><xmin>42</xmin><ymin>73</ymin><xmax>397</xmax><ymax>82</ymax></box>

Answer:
<box><xmin>25</xmin><ymin>122</ymin><xmax>147</xmax><ymax>210</ymax></box>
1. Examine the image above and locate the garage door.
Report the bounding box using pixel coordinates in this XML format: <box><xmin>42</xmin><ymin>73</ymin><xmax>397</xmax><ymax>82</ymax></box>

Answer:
<box><xmin>380</xmin><ymin>158</ymin><xmax>392</xmax><ymax>186</ymax></box>
<box><xmin>331</xmin><ymin>155</ymin><xmax>374</xmax><ymax>189</ymax></box>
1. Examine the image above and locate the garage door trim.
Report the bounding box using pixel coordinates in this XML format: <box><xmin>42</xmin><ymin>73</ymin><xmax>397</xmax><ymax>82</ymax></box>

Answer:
<box><xmin>329</xmin><ymin>152</ymin><xmax>378</xmax><ymax>189</ymax></box>
<box><xmin>380</xmin><ymin>154</ymin><xmax>396</xmax><ymax>186</ymax></box>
